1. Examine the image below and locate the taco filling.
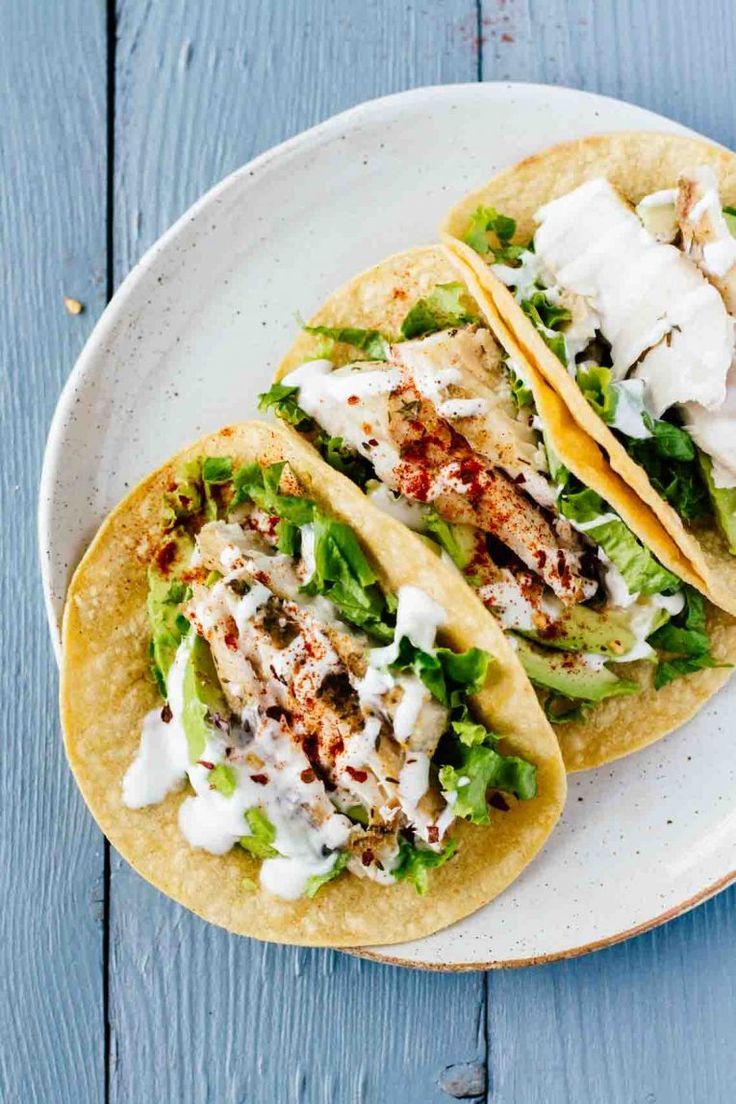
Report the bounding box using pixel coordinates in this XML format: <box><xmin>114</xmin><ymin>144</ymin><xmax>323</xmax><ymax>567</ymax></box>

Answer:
<box><xmin>122</xmin><ymin>456</ymin><xmax>536</xmax><ymax>900</ymax></box>
<box><xmin>261</xmin><ymin>289</ymin><xmax>720</xmax><ymax>722</ymax></box>
<box><xmin>460</xmin><ymin>169</ymin><xmax>736</xmax><ymax>556</ymax></box>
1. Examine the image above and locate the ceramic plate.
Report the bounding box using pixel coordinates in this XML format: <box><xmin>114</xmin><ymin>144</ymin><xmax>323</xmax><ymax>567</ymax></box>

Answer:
<box><xmin>40</xmin><ymin>82</ymin><xmax>736</xmax><ymax>968</ymax></box>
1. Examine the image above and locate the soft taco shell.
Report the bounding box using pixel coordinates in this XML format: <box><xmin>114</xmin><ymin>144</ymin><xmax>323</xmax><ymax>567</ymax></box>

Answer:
<box><xmin>61</xmin><ymin>420</ymin><xmax>566</xmax><ymax>948</ymax></box>
<box><xmin>275</xmin><ymin>244</ymin><xmax>736</xmax><ymax>770</ymax></box>
<box><xmin>442</xmin><ymin>131</ymin><xmax>736</xmax><ymax>617</ymax></box>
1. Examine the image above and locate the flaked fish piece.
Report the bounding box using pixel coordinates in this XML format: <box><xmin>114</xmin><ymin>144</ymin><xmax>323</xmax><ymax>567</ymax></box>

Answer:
<box><xmin>387</xmin><ymin>385</ymin><xmax>596</xmax><ymax>604</ymax></box>
<box><xmin>389</xmin><ymin>328</ymin><xmax>542</xmax><ymax>478</ymax></box>
<box><xmin>676</xmin><ymin>166</ymin><xmax>736</xmax><ymax>314</ymax></box>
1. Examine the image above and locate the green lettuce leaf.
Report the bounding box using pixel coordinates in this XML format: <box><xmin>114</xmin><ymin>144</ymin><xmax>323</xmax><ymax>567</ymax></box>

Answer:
<box><xmin>699</xmin><ymin>452</ymin><xmax>736</xmax><ymax>553</ymax></box>
<box><xmin>521</xmin><ymin>292</ymin><xmax>571</xmax><ymax>366</ymax></box>
<box><xmin>400</xmin><ymin>282</ymin><xmax>479</xmax><ymax>339</ymax></box>
<box><xmin>303</xmin><ymin>324</ymin><xmax>390</xmax><ymax>361</ymax></box>
<box><xmin>558</xmin><ymin>487</ymin><xmax>680</xmax><ymax>595</ymax></box>
<box><xmin>390</xmin><ymin>636</ymin><xmax>491</xmax><ymax>707</ymax></box>
<box><xmin>462</xmin><ymin>205</ymin><xmax>523</xmax><ymax>262</ymax></box>
<box><xmin>305</xmin><ymin>852</ymin><xmax>349</xmax><ymax>898</ymax></box>
<box><xmin>393</xmin><ymin>837</ymin><xmax>458</xmax><ymax>895</ymax></box>
<box><xmin>208</xmin><ymin>763</ymin><xmax>236</xmax><ymax>797</ymax></box>
<box><xmin>317</xmin><ymin>434</ymin><xmax>374</xmax><ymax>489</ymax></box>
<box><xmin>649</xmin><ymin>586</ymin><xmax>727</xmax><ymax>689</ymax></box>
<box><xmin>626</xmin><ymin>415</ymin><xmax>709</xmax><ymax>521</ymax></box>
<box><xmin>439</xmin><ymin>743</ymin><xmax>536</xmax><ymax>824</ymax></box>
<box><xmin>231</xmin><ymin>461</ymin><xmax>315</xmax><ymax>524</ymax></box>
<box><xmin>508</xmin><ymin>366</ymin><xmax>534</xmax><ymax>409</ymax></box>
<box><xmin>577</xmin><ymin>364</ymin><xmax>617</xmax><ymax>422</ymax></box>
<box><xmin>240</xmin><ymin>808</ymin><xmax>280</xmax><ymax>859</ymax></box>
<box><xmin>301</xmin><ymin>512</ymin><xmax>394</xmax><ymax>640</ymax></box>
<box><xmin>258</xmin><ymin>383</ymin><xmax>315</xmax><ymax>430</ymax></box>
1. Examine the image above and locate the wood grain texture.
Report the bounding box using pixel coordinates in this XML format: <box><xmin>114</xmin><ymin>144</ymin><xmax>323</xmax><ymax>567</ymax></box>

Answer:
<box><xmin>10</xmin><ymin>0</ymin><xmax>736</xmax><ymax>1101</ymax></box>
<box><xmin>109</xmin><ymin>3</ymin><xmax>480</xmax><ymax>1103</ymax></box>
<box><xmin>479</xmin><ymin>0</ymin><xmax>736</xmax><ymax>147</ymax></box>
<box><xmin>0</xmin><ymin>2</ymin><xmax>107</xmax><ymax>1102</ymax></box>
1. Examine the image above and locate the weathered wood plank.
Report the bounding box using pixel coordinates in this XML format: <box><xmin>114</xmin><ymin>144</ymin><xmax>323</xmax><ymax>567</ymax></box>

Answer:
<box><xmin>0</xmin><ymin>2</ymin><xmax>107</xmax><ymax>1101</ymax></box>
<box><xmin>109</xmin><ymin>4</ymin><xmax>481</xmax><ymax>1103</ymax></box>
<box><xmin>480</xmin><ymin>4</ymin><xmax>736</xmax><ymax>1102</ymax></box>
<box><xmin>479</xmin><ymin>0</ymin><xmax>736</xmax><ymax>147</ymax></box>
<box><xmin>490</xmin><ymin>888</ymin><xmax>736</xmax><ymax>1103</ymax></box>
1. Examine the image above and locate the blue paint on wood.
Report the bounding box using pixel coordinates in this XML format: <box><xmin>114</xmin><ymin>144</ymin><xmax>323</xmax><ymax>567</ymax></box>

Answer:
<box><xmin>0</xmin><ymin>2</ymin><xmax>108</xmax><ymax>1102</ymax></box>
<box><xmin>5</xmin><ymin>0</ymin><xmax>736</xmax><ymax>1101</ymax></box>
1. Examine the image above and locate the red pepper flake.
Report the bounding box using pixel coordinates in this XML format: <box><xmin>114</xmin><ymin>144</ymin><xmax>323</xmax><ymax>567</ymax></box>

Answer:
<box><xmin>153</xmin><ymin>540</ymin><xmax>177</xmax><ymax>575</ymax></box>
<box><xmin>347</xmin><ymin>395</ymin><xmax>360</xmax><ymax>406</ymax></box>
<box><xmin>361</xmin><ymin>849</ymin><xmax>375</xmax><ymax>867</ymax></box>
<box><xmin>345</xmin><ymin>766</ymin><xmax>368</xmax><ymax>783</ymax></box>
<box><xmin>197</xmin><ymin>760</ymin><xmax>215</xmax><ymax>770</ymax></box>
<box><xmin>488</xmin><ymin>793</ymin><xmax>510</xmax><ymax>812</ymax></box>
<box><xmin>427</xmin><ymin>826</ymin><xmax>440</xmax><ymax>844</ymax></box>
<box><xmin>250</xmin><ymin>773</ymin><xmax>269</xmax><ymax>785</ymax></box>
<box><xmin>224</xmin><ymin>628</ymin><xmax>238</xmax><ymax>650</ymax></box>
<box><xmin>160</xmin><ymin>703</ymin><xmax>172</xmax><ymax>724</ymax></box>
<box><xmin>300</xmin><ymin>768</ymin><xmax>316</xmax><ymax>784</ymax></box>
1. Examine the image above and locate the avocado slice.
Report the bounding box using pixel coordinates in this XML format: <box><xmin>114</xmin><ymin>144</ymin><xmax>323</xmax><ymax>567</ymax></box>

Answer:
<box><xmin>700</xmin><ymin>452</ymin><xmax>736</xmax><ymax>554</ymax></box>
<box><xmin>182</xmin><ymin>634</ymin><xmax>230</xmax><ymax>762</ymax></box>
<box><xmin>519</xmin><ymin>602</ymin><xmax>641</xmax><ymax>656</ymax></box>
<box><xmin>514</xmin><ymin>636</ymin><xmax>639</xmax><ymax>702</ymax></box>
<box><xmin>147</xmin><ymin>530</ymin><xmax>194</xmax><ymax>693</ymax></box>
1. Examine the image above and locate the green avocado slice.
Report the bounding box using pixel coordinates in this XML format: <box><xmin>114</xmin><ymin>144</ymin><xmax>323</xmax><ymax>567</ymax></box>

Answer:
<box><xmin>518</xmin><ymin>603</ymin><xmax>641</xmax><ymax>656</ymax></box>
<box><xmin>700</xmin><ymin>452</ymin><xmax>736</xmax><ymax>555</ymax></box>
<box><xmin>182</xmin><ymin>635</ymin><xmax>230</xmax><ymax>762</ymax></box>
<box><xmin>513</xmin><ymin>636</ymin><xmax>639</xmax><ymax>702</ymax></box>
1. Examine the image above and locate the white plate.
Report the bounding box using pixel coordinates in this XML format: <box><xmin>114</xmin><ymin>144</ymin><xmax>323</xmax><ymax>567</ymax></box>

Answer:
<box><xmin>40</xmin><ymin>82</ymin><xmax>736</xmax><ymax>969</ymax></box>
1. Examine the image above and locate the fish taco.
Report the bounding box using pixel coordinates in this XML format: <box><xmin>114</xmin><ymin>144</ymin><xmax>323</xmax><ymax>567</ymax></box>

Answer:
<box><xmin>264</xmin><ymin>245</ymin><xmax>736</xmax><ymax>769</ymax></box>
<box><xmin>61</xmin><ymin>421</ymin><xmax>565</xmax><ymax>947</ymax></box>
<box><xmin>442</xmin><ymin>131</ymin><xmax>736</xmax><ymax>622</ymax></box>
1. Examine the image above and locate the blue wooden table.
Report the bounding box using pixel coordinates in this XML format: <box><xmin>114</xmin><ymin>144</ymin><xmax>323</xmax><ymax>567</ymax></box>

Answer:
<box><xmin>4</xmin><ymin>2</ymin><xmax>736</xmax><ymax>1101</ymax></box>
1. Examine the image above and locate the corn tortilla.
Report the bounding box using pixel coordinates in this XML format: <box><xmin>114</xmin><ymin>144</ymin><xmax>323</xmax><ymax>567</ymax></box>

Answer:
<box><xmin>61</xmin><ymin>421</ymin><xmax>566</xmax><ymax>947</ymax></box>
<box><xmin>276</xmin><ymin>245</ymin><xmax>736</xmax><ymax>770</ymax></box>
<box><xmin>442</xmin><ymin>131</ymin><xmax>736</xmax><ymax>617</ymax></box>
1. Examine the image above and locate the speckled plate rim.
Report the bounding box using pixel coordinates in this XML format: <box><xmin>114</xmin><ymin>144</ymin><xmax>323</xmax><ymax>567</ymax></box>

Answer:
<box><xmin>352</xmin><ymin>868</ymin><xmax>736</xmax><ymax>971</ymax></box>
<box><xmin>40</xmin><ymin>81</ymin><xmax>736</xmax><ymax>970</ymax></box>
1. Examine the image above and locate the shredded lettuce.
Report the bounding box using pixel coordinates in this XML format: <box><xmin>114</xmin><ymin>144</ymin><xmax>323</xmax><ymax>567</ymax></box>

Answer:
<box><xmin>302</xmin><ymin>324</ymin><xmax>390</xmax><ymax>361</ymax></box>
<box><xmin>577</xmin><ymin>364</ymin><xmax>617</xmax><ymax>422</ymax></box>
<box><xmin>400</xmin><ymin>282</ymin><xmax>479</xmax><ymax>339</ymax></box>
<box><xmin>439</xmin><ymin>734</ymin><xmax>536</xmax><ymax>825</ymax></box>
<box><xmin>232</xmin><ymin>461</ymin><xmax>315</xmax><ymax>524</ymax></box>
<box><xmin>520</xmin><ymin>292</ymin><xmax>571</xmax><ymax>366</ymax></box>
<box><xmin>305</xmin><ymin>852</ymin><xmax>349</xmax><ymax>898</ymax></box>
<box><xmin>626</xmin><ymin>414</ymin><xmax>710</xmax><ymax>521</ymax></box>
<box><xmin>258</xmin><ymin>382</ymin><xmax>315</xmax><ymax>430</ymax></box>
<box><xmin>258</xmin><ymin>386</ymin><xmax>374</xmax><ymax>489</ymax></box>
<box><xmin>558</xmin><ymin>486</ymin><xmax>680</xmax><ymax>595</ymax></box>
<box><xmin>240</xmin><ymin>808</ymin><xmax>280</xmax><ymax>859</ymax></box>
<box><xmin>462</xmin><ymin>205</ymin><xmax>524</xmax><ymax>263</ymax></box>
<box><xmin>508</xmin><ymin>367</ymin><xmax>534</xmax><ymax>409</ymax></box>
<box><xmin>208</xmin><ymin>763</ymin><xmax>236</xmax><ymax>797</ymax></box>
<box><xmin>393</xmin><ymin>837</ymin><xmax>457</xmax><ymax>895</ymax></box>
<box><xmin>390</xmin><ymin>637</ymin><xmax>490</xmax><ymax>708</ymax></box>
<box><xmin>649</xmin><ymin>587</ymin><xmax>726</xmax><ymax>689</ymax></box>
<box><xmin>699</xmin><ymin>453</ymin><xmax>736</xmax><ymax>553</ymax></box>
<box><xmin>301</xmin><ymin>511</ymin><xmax>395</xmax><ymax>640</ymax></box>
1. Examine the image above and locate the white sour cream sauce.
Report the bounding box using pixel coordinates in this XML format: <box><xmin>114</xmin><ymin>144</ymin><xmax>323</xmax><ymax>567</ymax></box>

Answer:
<box><xmin>124</xmin><ymin>534</ymin><xmax>459</xmax><ymax>896</ymax></box>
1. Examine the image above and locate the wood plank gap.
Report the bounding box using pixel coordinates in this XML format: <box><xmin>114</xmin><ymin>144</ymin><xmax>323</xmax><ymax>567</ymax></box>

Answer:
<box><xmin>475</xmin><ymin>0</ymin><xmax>483</xmax><ymax>82</ymax></box>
